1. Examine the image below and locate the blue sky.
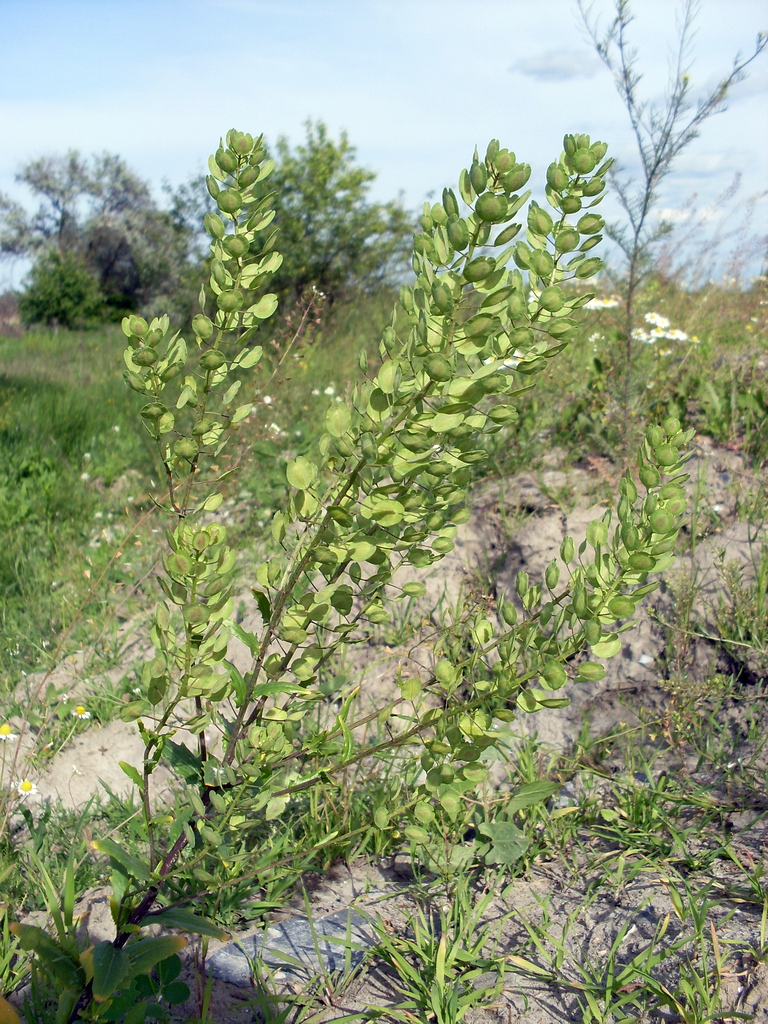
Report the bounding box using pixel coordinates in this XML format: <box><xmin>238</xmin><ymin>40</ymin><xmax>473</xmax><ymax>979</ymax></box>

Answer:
<box><xmin>1</xmin><ymin>0</ymin><xmax>766</xmax><ymax>287</ymax></box>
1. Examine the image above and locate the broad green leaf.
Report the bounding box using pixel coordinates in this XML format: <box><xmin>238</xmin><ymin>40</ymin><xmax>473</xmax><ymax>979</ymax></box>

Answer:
<box><xmin>237</xmin><ymin>345</ymin><xmax>263</xmax><ymax>369</ymax></box>
<box><xmin>377</xmin><ymin>359</ymin><xmax>400</xmax><ymax>394</ymax></box>
<box><xmin>506</xmin><ymin>781</ymin><xmax>560</xmax><ymax>815</ymax></box>
<box><xmin>286</xmin><ymin>456</ymin><xmax>316</xmax><ymax>490</ymax></box>
<box><xmin>361</xmin><ymin>496</ymin><xmax>404</xmax><ymax>527</ymax></box>
<box><xmin>398</xmin><ymin>677</ymin><xmax>421</xmax><ymax>700</ymax></box>
<box><xmin>430</xmin><ymin>411</ymin><xmax>464</xmax><ymax>432</ymax></box>
<box><xmin>402</xmin><ymin>581</ymin><xmax>426</xmax><ymax>597</ymax></box>
<box><xmin>404</xmin><ymin>825</ymin><xmax>429</xmax><ymax>845</ymax></box>
<box><xmin>325</xmin><ymin>403</ymin><xmax>351</xmax><ymax>437</ymax></box>
<box><xmin>148</xmin><ymin>908</ymin><xmax>229</xmax><ymax>940</ymax></box>
<box><xmin>591</xmin><ymin>633</ymin><xmax>621</xmax><ymax>658</ymax></box>
<box><xmin>10</xmin><ymin>925</ymin><xmax>83</xmax><ymax>990</ymax></box>
<box><xmin>89</xmin><ymin>942</ymin><xmax>131</xmax><ymax>1003</ymax></box>
<box><xmin>231</xmin><ymin>403</ymin><xmax>253</xmax><ymax>423</ymax></box>
<box><xmin>374</xmin><ymin>807</ymin><xmax>389</xmax><ymax>828</ymax></box>
<box><xmin>477</xmin><ymin>821</ymin><xmax>530</xmax><ymax>865</ymax></box>
<box><xmin>247</xmin><ymin>293</ymin><xmax>278</xmax><ymax>319</ymax></box>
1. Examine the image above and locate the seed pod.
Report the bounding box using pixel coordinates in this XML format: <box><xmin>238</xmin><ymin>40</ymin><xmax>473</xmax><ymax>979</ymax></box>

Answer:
<box><xmin>424</xmin><ymin>354</ymin><xmax>453</xmax><ymax>381</ymax></box>
<box><xmin>539</xmin><ymin>286</ymin><xmax>565</xmax><ymax>312</ymax></box>
<box><xmin>204</xmin><ymin>213</ymin><xmax>225</xmax><ymax>239</ymax></box>
<box><xmin>541</xmin><ymin>660</ymin><xmax>566</xmax><ymax>689</ymax></box>
<box><xmin>545</xmin><ymin>560</ymin><xmax>560</xmax><ymax>590</ymax></box>
<box><xmin>217</xmin><ymin>289</ymin><xmax>244</xmax><ymax>312</ymax></box>
<box><xmin>650</xmin><ymin>510</ymin><xmax>674</xmax><ymax>534</ymax></box>
<box><xmin>572</xmin><ymin>149</ymin><xmax>597</xmax><ymax>174</ymax></box>
<box><xmin>447</xmin><ymin>216</ymin><xmax>470</xmax><ymax>250</ymax></box>
<box><xmin>470</xmin><ymin>160</ymin><xmax>487</xmax><ymax>194</ymax></box>
<box><xmin>658</xmin><ymin>482</ymin><xmax>685</xmax><ymax>500</ymax></box>
<box><xmin>577</xmin><ymin>213</ymin><xmax>604</xmax><ymax>235</ymax></box>
<box><xmin>563</xmin><ymin>134</ymin><xmax>577</xmax><ymax>157</ymax></box>
<box><xmin>629</xmin><ymin>552</ymin><xmax>656</xmax><ymax>572</ymax></box>
<box><xmin>507</xmin><ymin>291</ymin><xmax>527</xmax><ymax>319</ymax></box>
<box><xmin>646</xmin><ymin>425</ymin><xmax>664</xmax><ymax>449</ymax></box>
<box><xmin>502</xmin><ymin>164</ymin><xmax>531</xmax><ymax>191</ymax></box>
<box><xmin>476</xmin><ymin>192</ymin><xmax>508</xmax><ymax>223</ymax></box>
<box><xmin>622</xmin><ymin>524</ymin><xmax>640</xmax><ymax>549</ymax></box>
<box><xmin>141</xmin><ymin>402</ymin><xmax>166</xmax><ymax>421</ymax></box>
<box><xmin>431</xmin><ymin>280</ymin><xmax>454</xmax><ymax>313</ymax></box>
<box><xmin>501</xmin><ymin>602</ymin><xmax>517</xmax><ymax>626</ymax></box>
<box><xmin>590</xmin><ymin>141</ymin><xmax>608</xmax><ymax>161</ymax></box>
<box><xmin>192</xmin><ymin>416</ymin><xmax>216</xmax><ymax>437</ymax></box>
<box><xmin>510</xmin><ymin>326</ymin><xmax>534</xmax><ymax>346</ymax></box>
<box><xmin>193</xmin><ymin>314</ymin><xmax>214</xmax><ymax>339</ymax></box>
<box><xmin>237</xmin><ymin>165</ymin><xmax>257</xmax><ymax>188</ymax></box>
<box><xmin>662</xmin><ymin>416</ymin><xmax>681</xmax><ymax>435</ymax></box>
<box><xmin>160</xmin><ymin>362</ymin><xmax>181</xmax><ymax>382</ymax></box>
<box><xmin>215</xmin><ymin>147</ymin><xmax>238</xmax><ymax>174</ymax></box>
<box><xmin>200</xmin><ymin>350</ymin><xmax>226</xmax><ymax>371</ymax></box>
<box><xmin>431</xmin><ymin>203</ymin><xmax>447</xmax><ymax>225</ymax></box>
<box><xmin>555</xmin><ymin>227</ymin><xmax>580</xmax><ymax>253</ymax></box>
<box><xmin>174</xmin><ymin>438</ymin><xmax>199</xmax><ymax>460</ymax></box>
<box><xmin>234</xmin><ymin>133</ymin><xmax>253</xmax><ymax>154</ymax></box>
<box><xmin>655</xmin><ymin>445</ymin><xmax>679</xmax><ymax>467</ymax></box>
<box><xmin>206</xmin><ymin>176</ymin><xmax>220</xmax><ymax>200</ymax></box>
<box><xmin>463</xmin><ymin>256</ymin><xmax>496</xmax><ymax>282</ymax></box>
<box><xmin>608</xmin><ymin>596</ymin><xmax>635</xmax><ymax>618</ymax></box>
<box><xmin>584</xmin><ymin>619</ymin><xmax>601</xmax><ymax>644</ymax></box>
<box><xmin>546</xmin><ymin>163</ymin><xmax>569</xmax><ymax>190</ymax></box>
<box><xmin>578</xmin><ymin>662</ymin><xmax>606</xmax><ymax>681</ymax></box>
<box><xmin>665</xmin><ymin>497</ymin><xmax>686</xmax><ymax>516</ymax></box>
<box><xmin>217</xmin><ymin>189</ymin><xmax>243</xmax><ymax>215</ymax></box>
<box><xmin>582</xmin><ymin>177</ymin><xmax>604</xmax><ymax>197</ymax></box>
<box><xmin>575</xmin><ymin>258</ymin><xmax>603</xmax><ymax>278</ymax></box>
<box><xmin>419</xmin><ymin>212</ymin><xmax>433</xmax><ymax>231</ymax></box>
<box><xmin>494</xmin><ymin>150</ymin><xmax>513</xmax><ymax>173</ymax></box>
<box><xmin>560</xmin><ymin>196</ymin><xmax>582</xmax><ymax>214</ymax></box>
<box><xmin>442</xmin><ymin>187</ymin><xmax>459</xmax><ymax>218</ymax></box>
<box><xmin>495</xmin><ymin>222</ymin><xmax>521</xmax><ymax>246</ymax></box>
<box><xmin>527</xmin><ymin>204</ymin><xmax>553</xmax><ymax>237</ymax></box>
<box><xmin>134</xmin><ymin>348</ymin><xmax>158</xmax><ymax>366</ymax></box>
<box><xmin>224</xmin><ymin>235</ymin><xmax>249</xmax><ymax>258</ymax></box>
<box><xmin>529</xmin><ymin>250</ymin><xmax>554</xmax><ymax>278</ymax></box>
<box><xmin>129</xmin><ymin>315</ymin><xmax>148</xmax><ymax>337</ymax></box>
<box><xmin>211</xmin><ymin>260</ymin><xmax>227</xmax><ymax>287</ymax></box>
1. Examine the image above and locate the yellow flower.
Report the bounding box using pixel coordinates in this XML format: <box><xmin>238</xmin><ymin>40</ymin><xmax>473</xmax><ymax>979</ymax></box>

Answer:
<box><xmin>72</xmin><ymin>706</ymin><xmax>91</xmax><ymax>720</ymax></box>
<box><xmin>0</xmin><ymin>722</ymin><xmax>17</xmax><ymax>741</ymax></box>
<box><xmin>16</xmin><ymin>779</ymin><xmax>38</xmax><ymax>798</ymax></box>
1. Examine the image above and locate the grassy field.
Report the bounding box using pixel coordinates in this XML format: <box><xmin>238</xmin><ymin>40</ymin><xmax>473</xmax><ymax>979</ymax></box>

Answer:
<box><xmin>1</xmin><ymin>276</ymin><xmax>767</xmax><ymax>1022</ymax></box>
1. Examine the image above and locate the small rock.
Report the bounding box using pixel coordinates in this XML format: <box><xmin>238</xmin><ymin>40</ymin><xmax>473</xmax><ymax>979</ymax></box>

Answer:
<box><xmin>206</xmin><ymin>908</ymin><xmax>375</xmax><ymax>988</ymax></box>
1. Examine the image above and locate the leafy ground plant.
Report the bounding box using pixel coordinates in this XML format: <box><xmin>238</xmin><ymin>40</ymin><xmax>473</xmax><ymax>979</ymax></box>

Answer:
<box><xmin>3</xmin><ymin>128</ymin><xmax>696</xmax><ymax>1022</ymax></box>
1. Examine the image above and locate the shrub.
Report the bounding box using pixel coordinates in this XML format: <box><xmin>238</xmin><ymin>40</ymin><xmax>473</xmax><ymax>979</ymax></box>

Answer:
<box><xmin>18</xmin><ymin>251</ymin><xmax>104</xmax><ymax>329</ymax></box>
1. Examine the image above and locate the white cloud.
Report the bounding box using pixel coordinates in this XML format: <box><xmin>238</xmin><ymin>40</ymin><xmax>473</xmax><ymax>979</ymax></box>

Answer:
<box><xmin>510</xmin><ymin>48</ymin><xmax>599</xmax><ymax>81</ymax></box>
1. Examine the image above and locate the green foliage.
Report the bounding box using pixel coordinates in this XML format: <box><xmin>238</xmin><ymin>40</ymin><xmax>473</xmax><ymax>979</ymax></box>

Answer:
<box><xmin>18</xmin><ymin>252</ymin><xmax>104</xmax><ymax>329</ymax></box>
<box><xmin>2</xmin><ymin>152</ymin><xmax>196</xmax><ymax>325</ymax></box>
<box><xmin>5</xmin><ymin>127</ymin><xmax>701</xmax><ymax>1023</ymax></box>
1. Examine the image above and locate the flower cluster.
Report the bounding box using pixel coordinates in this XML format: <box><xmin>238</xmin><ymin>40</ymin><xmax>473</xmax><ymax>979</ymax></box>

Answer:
<box><xmin>632</xmin><ymin>312</ymin><xmax>698</xmax><ymax>346</ymax></box>
<box><xmin>583</xmin><ymin>296</ymin><xmax>620</xmax><ymax>310</ymax></box>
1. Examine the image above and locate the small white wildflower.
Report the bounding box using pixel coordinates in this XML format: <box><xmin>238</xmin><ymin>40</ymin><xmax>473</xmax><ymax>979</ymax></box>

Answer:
<box><xmin>335</xmin><ymin>395</ymin><xmax>343</xmax><ymax>402</ymax></box>
<box><xmin>71</xmin><ymin>765</ymin><xmax>82</xmax><ymax>775</ymax></box>
<box><xmin>632</xmin><ymin>329</ymin><xmax>653</xmax><ymax>344</ymax></box>
<box><xmin>311</xmin><ymin>388</ymin><xmax>320</xmax><ymax>396</ymax></box>
<box><xmin>324</xmin><ymin>385</ymin><xmax>336</xmax><ymax>396</ymax></box>
<box><xmin>80</xmin><ymin>472</ymin><xmax>91</xmax><ymax>482</ymax></box>
<box><xmin>16</xmin><ymin>779</ymin><xmax>38</xmax><ymax>799</ymax></box>
<box><xmin>72</xmin><ymin>706</ymin><xmax>91</xmax><ymax>720</ymax></box>
<box><xmin>584</xmin><ymin>297</ymin><xmax>620</xmax><ymax>310</ymax></box>
<box><xmin>112</xmin><ymin>425</ymin><xmax>120</xmax><ymax>433</ymax></box>
<box><xmin>644</xmin><ymin>312</ymin><xmax>670</xmax><ymax>329</ymax></box>
<box><xmin>667</xmin><ymin>329</ymin><xmax>689</xmax><ymax>342</ymax></box>
<box><xmin>262</xmin><ymin>395</ymin><xmax>273</xmax><ymax>405</ymax></box>
<box><xmin>0</xmin><ymin>723</ymin><xmax>18</xmax><ymax>741</ymax></box>
<box><xmin>82</xmin><ymin>452</ymin><xmax>91</xmax><ymax>462</ymax></box>
<box><xmin>94</xmin><ymin>511</ymin><xmax>103</xmax><ymax>519</ymax></box>
<box><xmin>588</xmin><ymin>332</ymin><xmax>602</xmax><ymax>344</ymax></box>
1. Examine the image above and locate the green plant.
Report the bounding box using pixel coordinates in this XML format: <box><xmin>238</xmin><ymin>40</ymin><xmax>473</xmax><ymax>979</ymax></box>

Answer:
<box><xmin>18</xmin><ymin>252</ymin><xmax>104</xmax><ymax>330</ymax></box>
<box><xmin>4</xmin><ymin>127</ymin><xmax>697</xmax><ymax>1022</ymax></box>
<box><xmin>578</xmin><ymin>0</ymin><xmax>766</xmax><ymax>429</ymax></box>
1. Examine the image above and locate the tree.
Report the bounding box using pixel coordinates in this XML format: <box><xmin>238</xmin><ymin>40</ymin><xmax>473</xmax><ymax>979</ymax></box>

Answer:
<box><xmin>0</xmin><ymin>153</ymin><xmax>195</xmax><ymax>323</ymax></box>
<box><xmin>577</xmin><ymin>0</ymin><xmax>767</xmax><ymax>407</ymax></box>
<box><xmin>267</xmin><ymin>120</ymin><xmax>413</xmax><ymax>300</ymax></box>
<box><xmin>18</xmin><ymin>250</ymin><xmax>104</xmax><ymax>328</ymax></box>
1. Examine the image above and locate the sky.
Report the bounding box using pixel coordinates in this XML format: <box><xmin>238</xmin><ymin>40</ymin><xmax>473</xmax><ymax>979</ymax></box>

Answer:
<box><xmin>1</xmin><ymin>0</ymin><xmax>766</xmax><ymax>288</ymax></box>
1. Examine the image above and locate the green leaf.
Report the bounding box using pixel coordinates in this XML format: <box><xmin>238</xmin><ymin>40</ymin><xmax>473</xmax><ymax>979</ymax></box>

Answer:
<box><xmin>231</xmin><ymin>403</ymin><xmax>253</xmax><ymax>423</ymax></box>
<box><xmin>236</xmin><ymin>345</ymin><xmax>263</xmax><ymax>369</ymax></box>
<box><xmin>325</xmin><ymin>403</ymin><xmax>351</xmax><ymax>437</ymax></box>
<box><xmin>147</xmin><ymin>908</ymin><xmax>230</xmax><ymax>940</ymax></box>
<box><xmin>91</xmin><ymin>839</ymin><xmax>151</xmax><ymax>882</ymax></box>
<box><xmin>10</xmin><ymin>925</ymin><xmax>83</xmax><ymax>991</ymax></box>
<box><xmin>246</xmin><ymin>293</ymin><xmax>278</xmax><ymax>319</ymax></box>
<box><xmin>506</xmin><ymin>781</ymin><xmax>560</xmax><ymax>815</ymax></box>
<box><xmin>89</xmin><ymin>942</ymin><xmax>132</xmax><ymax>1003</ymax></box>
<box><xmin>430</xmin><ymin>411</ymin><xmax>464</xmax><ymax>432</ymax></box>
<box><xmin>119</xmin><ymin>762</ymin><xmax>143</xmax><ymax>789</ymax></box>
<box><xmin>286</xmin><ymin>456</ymin><xmax>316</xmax><ymax>490</ymax></box>
<box><xmin>476</xmin><ymin>821</ymin><xmax>530</xmax><ymax>865</ymax></box>
<box><xmin>591</xmin><ymin>633</ymin><xmax>621</xmax><ymax>658</ymax></box>
<box><xmin>398</xmin><ymin>677</ymin><xmax>422</xmax><ymax>701</ymax></box>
